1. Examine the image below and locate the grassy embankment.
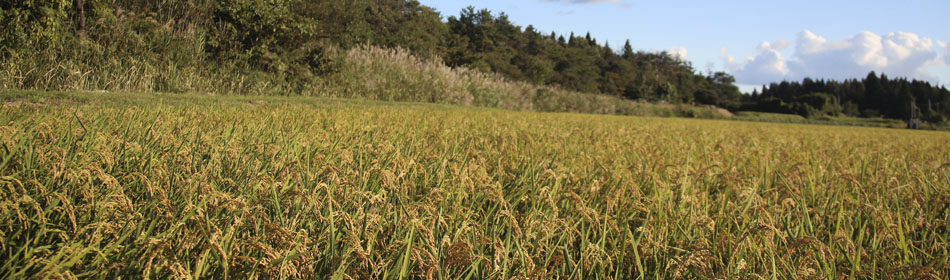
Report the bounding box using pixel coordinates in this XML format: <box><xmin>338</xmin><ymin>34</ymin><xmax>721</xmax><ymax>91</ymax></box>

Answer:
<box><xmin>0</xmin><ymin>43</ymin><xmax>727</xmax><ymax>120</ymax></box>
<box><xmin>1</xmin><ymin>91</ymin><xmax>949</xmax><ymax>279</ymax></box>
<box><xmin>734</xmin><ymin>111</ymin><xmax>914</xmax><ymax>129</ymax></box>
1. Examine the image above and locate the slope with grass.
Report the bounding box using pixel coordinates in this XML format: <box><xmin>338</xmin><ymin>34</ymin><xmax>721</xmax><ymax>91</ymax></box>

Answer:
<box><xmin>1</xmin><ymin>91</ymin><xmax>949</xmax><ymax>279</ymax></box>
<box><xmin>734</xmin><ymin>111</ymin><xmax>913</xmax><ymax>129</ymax></box>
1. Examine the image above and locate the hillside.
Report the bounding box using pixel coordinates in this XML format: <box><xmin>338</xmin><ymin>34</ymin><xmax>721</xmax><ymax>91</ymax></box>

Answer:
<box><xmin>0</xmin><ymin>1</ymin><xmax>738</xmax><ymax>109</ymax></box>
<box><xmin>4</xmin><ymin>1</ymin><xmax>949</xmax><ymax>127</ymax></box>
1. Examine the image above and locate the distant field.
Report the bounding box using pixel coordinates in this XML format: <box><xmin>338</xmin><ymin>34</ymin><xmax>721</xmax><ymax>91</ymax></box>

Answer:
<box><xmin>734</xmin><ymin>111</ymin><xmax>913</xmax><ymax>129</ymax></box>
<box><xmin>2</xmin><ymin>91</ymin><xmax>949</xmax><ymax>279</ymax></box>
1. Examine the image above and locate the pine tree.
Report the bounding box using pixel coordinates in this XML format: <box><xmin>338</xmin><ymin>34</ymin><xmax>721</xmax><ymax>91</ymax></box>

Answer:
<box><xmin>622</xmin><ymin>40</ymin><xmax>634</xmax><ymax>59</ymax></box>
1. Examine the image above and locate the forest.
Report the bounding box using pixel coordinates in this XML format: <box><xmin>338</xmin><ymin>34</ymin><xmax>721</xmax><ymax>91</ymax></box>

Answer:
<box><xmin>745</xmin><ymin>72</ymin><xmax>950</xmax><ymax>122</ymax></box>
<box><xmin>2</xmin><ymin>0</ymin><xmax>948</xmax><ymax>124</ymax></box>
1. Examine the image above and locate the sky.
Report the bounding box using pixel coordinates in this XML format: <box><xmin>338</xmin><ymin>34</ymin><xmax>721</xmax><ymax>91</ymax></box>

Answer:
<box><xmin>421</xmin><ymin>0</ymin><xmax>950</xmax><ymax>92</ymax></box>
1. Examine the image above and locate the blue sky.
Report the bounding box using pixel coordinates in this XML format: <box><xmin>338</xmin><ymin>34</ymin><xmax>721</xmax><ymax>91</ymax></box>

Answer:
<box><xmin>421</xmin><ymin>0</ymin><xmax>950</xmax><ymax>91</ymax></box>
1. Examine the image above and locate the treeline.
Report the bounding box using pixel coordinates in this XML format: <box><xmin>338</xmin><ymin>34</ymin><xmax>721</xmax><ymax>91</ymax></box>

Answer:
<box><xmin>0</xmin><ymin>0</ymin><xmax>741</xmax><ymax>109</ymax></box>
<box><xmin>4</xmin><ymin>0</ymin><xmax>947</xmax><ymax>124</ymax></box>
<box><xmin>439</xmin><ymin>8</ymin><xmax>742</xmax><ymax>108</ymax></box>
<box><xmin>744</xmin><ymin>72</ymin><xmax>950</xmax><ymax>123</ymax></box>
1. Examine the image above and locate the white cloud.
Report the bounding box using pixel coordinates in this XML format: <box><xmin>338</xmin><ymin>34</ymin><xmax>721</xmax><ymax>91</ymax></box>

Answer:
<box><xmin>787</xmin><ymin>30</ymin><xmax>887</xmax><ymax>79</ymax></box>
<box><xmin>720</xmin><ymin>48</ymin><xmax>735</xmax><ymax>65</ymax></box>
<box><xmin>941</xmin><ymin>40</ymin><xmax>950</xmax><ymax>65</ymax></box>
<box><xmin>723</xmin><ymin>30</ymin><xmax>944</xmax><ymax>85</ymax></box>
<box><xmin>757</xmin><ymin>39</ymin><xmax>790</xmax><ymax>52</ymax></box>
<box><xmin>772</xmin><ymin>39</ymin><xmax>790</xmax><ymax>51</ymax></box>
<box><xmin>722</xmin><ymin>45</ymin><xmax>788</xmax><ymax>85</ymax></box>
<box><xmin>667</xmin><ymin>47</ymin><xmax>688</xmax><ymax>61</ymax></box>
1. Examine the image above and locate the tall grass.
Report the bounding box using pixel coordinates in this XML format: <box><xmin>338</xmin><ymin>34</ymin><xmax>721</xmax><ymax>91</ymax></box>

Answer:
<box><xmin>0</xmin><ymin>35</ymin><xmax>302</xmax><ymax>95</ymax></box>
<box><xmin>1</xmin><ymin>91</ymin><xmax>948</xmax><ymax>278</ymax></box>
<box><xmin>2</xmin><ymin>38</ymin><xmax>726</xmax><ymax>118</ymax></box>
<box><xmin>322</xmin><ymin>45</ymin><xmax>726</xmax><ymax>117</ymax></box>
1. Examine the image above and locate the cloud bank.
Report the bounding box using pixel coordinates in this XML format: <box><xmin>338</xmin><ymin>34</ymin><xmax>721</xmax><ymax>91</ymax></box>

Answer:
<box><xmin>667</xmin><ymin>47</ymin><xmax>688</xmax><ymax>61</ymax></box>
<box><xmin>723</xmin><ymin>30</ymin><xmax>946</xmax><ymax>85</ymax></box>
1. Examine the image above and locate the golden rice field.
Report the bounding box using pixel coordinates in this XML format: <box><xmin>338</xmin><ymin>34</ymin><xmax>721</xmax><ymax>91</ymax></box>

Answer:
<box><xmin>1</xmin><ymin>91</ymin><xmax>949</xmax><ymax>279</ymax></box>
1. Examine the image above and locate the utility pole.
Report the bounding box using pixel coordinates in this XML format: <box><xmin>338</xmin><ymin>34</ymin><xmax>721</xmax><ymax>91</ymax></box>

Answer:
<box><xmin>908</xmin><ymin>101</ymin><xmax>919</xmax><ymax>129</ymax></box>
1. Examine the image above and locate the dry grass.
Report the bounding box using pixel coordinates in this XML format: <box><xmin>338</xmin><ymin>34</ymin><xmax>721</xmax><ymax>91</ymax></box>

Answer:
<box><xmin>321</xmin><ymin>45</ymin><xmax>726</xmax><ymax>118</ymax></box>
<box><xmin>2</xmin><ymin>44</ymin><xmax>728</xmax><ymax>119</ymax></box>
<box><xmin>1</xmin><ymin>91</ymin><xmax>948</xmax><ymax>279</ymax></box>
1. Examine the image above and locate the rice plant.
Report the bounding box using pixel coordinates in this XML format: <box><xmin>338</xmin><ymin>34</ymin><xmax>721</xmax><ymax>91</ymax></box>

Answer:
<box><xmin>1</xmin><ymin>91</ymin><xmax>948</xmax><ymax>279</ymax></box>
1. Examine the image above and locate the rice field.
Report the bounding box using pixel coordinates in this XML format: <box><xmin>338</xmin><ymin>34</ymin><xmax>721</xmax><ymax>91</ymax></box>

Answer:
<box><xmin>1</xmin><ymin>91</ymin><xmax>949</xmax><ymax>279</ymax></box>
